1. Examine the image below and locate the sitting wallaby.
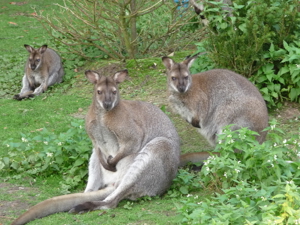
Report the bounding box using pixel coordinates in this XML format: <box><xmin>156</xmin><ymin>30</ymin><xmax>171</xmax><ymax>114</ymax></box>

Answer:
<box><xmin>13</xmin><ymin>44</ymin><xmax>64</xmax><ymax>100</ymax></box>
<box><xmin>162</xmin><ymin>55</ymin><xmax>269</xmax><ymax>150</ymax></box>
<box><xmin>14</xmin><ymin>69</ymin><xmax>206</xmax><ymax>225</ymax></box>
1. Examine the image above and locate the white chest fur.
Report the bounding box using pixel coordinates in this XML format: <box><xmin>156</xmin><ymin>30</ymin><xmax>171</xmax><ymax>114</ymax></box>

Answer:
<box><xmin>169</xmin><ymin>95</ymin><xmax>194</xmax><ymax>124</ymax></box>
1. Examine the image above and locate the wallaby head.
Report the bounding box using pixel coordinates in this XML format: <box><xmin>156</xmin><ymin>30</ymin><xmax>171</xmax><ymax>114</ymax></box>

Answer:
<box><xmin>162</xmin><ymin>55</ymin><xmax>198</xmax><ymax>93</ymax></box>
<box><xmin>85</xmin><ymin>70</ymin><xmax>128</xmax><ymax>111</ymax></box>
<box><xmin>24</xmin><ymin>44</ymin><xmax>48</xmax><ymax>71</ymax></box>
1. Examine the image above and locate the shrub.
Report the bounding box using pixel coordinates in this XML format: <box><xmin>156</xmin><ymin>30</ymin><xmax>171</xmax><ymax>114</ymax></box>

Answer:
<box><xmin>195</xmin><ymin>0</ymin><xmax>300</xmax><ymax>107</ymax></box>
<box><xmin>175</xmin><ymin>120</ymin><xmax>300</xmax><ymax>224</ymax></box>
<box><xmin>36</xmin><ymin>0</ymin><xmax>202</xmax><ymax>60</ymax></box>
<box><xmin>1</xmin><ymin>120</ymin><xmax>91</xmax><ymax>193</ymax></box>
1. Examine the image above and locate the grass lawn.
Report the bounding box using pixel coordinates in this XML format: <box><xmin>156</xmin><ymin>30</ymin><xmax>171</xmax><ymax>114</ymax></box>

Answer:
<box><xmin>0</xmin><ymin>1</ymin><xmax>300</xmax><ymax>225</ymax></box>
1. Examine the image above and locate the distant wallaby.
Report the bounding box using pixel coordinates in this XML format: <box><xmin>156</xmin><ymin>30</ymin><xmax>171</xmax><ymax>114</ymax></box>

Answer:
<box><xmin>13</xmin><ymin>44</ymin><xmax>64</xmax><ymax>100</ymax></box>
<box><xmin>12</xmin><ymin>69</ymin><xmax>190</xmax><ymax>225</ymax></box>
<box><xmin>162</xmin><ymin>55</ymin><xmax>268</xmax><ymax>148</ymax></box>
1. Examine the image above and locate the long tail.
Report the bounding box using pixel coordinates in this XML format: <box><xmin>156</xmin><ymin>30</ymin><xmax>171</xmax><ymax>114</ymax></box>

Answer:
<box><xmin>179</xmin><ymin>152</ymin><xmax>219</xmax><ymax>167</ymax></box>
<box><xmin>11</xmin><ymin>186</ymin><xmax>114</xmax><ymax>225</ymax></box>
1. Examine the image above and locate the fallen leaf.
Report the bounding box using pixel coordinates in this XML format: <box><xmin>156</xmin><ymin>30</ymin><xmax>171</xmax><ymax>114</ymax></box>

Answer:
<box><xmin>9</xmin><ymin>22</ymin><xmax>18</xmax><ymax>25</ymax></box>
<box><xmin>30</xmin><ymin>12</ymin><xmax>37</xmax><ymax>16</ymax></box>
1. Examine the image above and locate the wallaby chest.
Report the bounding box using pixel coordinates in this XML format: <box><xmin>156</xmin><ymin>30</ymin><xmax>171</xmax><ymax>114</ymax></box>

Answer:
<box><xmin>27</xmin><ymin>70</ymin><xmax>44</xmax><ymax>85</ymax></box>
<box><xmin>87</xmin><ymin>118</ymin><xmax>119</xmax><ymax>158</ymax></box>
<box><xmin>169</xmin><ymin>94</ymin><xmax>195</xmax><ymax>124</ymax></box>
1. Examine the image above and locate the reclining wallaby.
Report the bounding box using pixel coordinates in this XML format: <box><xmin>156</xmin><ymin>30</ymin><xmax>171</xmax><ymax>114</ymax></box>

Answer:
<box><xmin>13</xmin><ymin>44</ymin><xmax>64</xmax><ymax>100</ymax></box>
<box><xmin>12</xmin><ymin>69</ymin><xmax>187</xmax><ymax>225</ymax></box>
<box><xmin>162</xmin><ymin>55</ymin><xmax>269</xmax><ymax>152</ymax></box>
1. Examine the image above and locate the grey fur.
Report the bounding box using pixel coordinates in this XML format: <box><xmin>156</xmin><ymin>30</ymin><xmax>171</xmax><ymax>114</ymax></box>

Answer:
<box><xmin>13</xmin><ymin>44</ymin><xmax>64</xmax><ymax>100</ymax></box>
<box><xmin>11</xmin><ymin>70</ymin><xmax>180</xmax><ymax>225</ymax></box>
<box><xmin>162</xmin><ymin>55</ymin><xmax>269</xmax><ymax>146</ymax></box>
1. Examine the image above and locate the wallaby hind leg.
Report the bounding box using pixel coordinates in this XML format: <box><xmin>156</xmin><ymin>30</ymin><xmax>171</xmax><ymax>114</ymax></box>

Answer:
<box><xmin>14</xmin><ymin>75</ymin><xmax>34</xmax><ymax>100</ymax></box>
<box><xmin>85</xmin><ymin>149</ymin><xmax>105</xmax><ymax>192</ymax></box>
<box><xmin>71</xmin><ymin>137</ymin><xmax>179</xmax><ymax>213</ymax></box>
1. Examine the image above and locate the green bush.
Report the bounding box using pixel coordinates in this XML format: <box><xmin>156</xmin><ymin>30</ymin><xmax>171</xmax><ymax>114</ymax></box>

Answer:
<box><xmin>175</xmin><ymin>121</ymin><xmax>300</xmax><ymax>224</ymax></box>
<box><xmin>1</xmin><ymin>120</ymin><xmax>91</xmax><ymax>193</ymax></box>
<box><xmin>195</xmin><ymin>0</ymin><xmax>300</xmax><ymax>108</ymax></box>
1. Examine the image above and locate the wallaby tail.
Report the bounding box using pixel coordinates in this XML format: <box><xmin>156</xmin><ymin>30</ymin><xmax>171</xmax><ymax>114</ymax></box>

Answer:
<box><xmin>11</xmin><ymin>187</ymin><xmax>114</xmax><ymax>225</ymax></box>
<box><xmin>179</xmin><ymin>152</ymin><xmax>220</xmax><ymax>167</ymax></box>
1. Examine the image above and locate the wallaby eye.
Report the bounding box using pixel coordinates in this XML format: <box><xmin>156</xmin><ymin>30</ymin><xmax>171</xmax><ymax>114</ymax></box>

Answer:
<box><xmin>171</xmin><ymin>77</ymin><xmax>177</xmax><ymax>81</ymax></box>
<box><xmin>97</xmin><ymin>90</ymin><xmax>102</xmax><ymax>95</ymax></box>
<box><xmin>112</xmin><ymin>90</ymin><xmax>117</xmax><ymax>95</ymax></box>
<box><xmin>184</xmin><ymin>76</ymin><xmax>189</xmax><ymax>80</ymax></box>
<box><xmin>36</xmin><ymin>59</ymin><xmax>40</xmax><ymax>62</ymax></box>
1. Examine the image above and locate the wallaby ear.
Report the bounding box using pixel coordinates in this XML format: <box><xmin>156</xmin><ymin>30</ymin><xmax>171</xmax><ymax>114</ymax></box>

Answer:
<box><xmin>24</xmin><ymin>44</ymin><xmax>34</xmax><ymax>53</ymax></box>
<box><xmin>162</xmin><ymin>57</ymin><xmax>175</xmax><ymax>70</ymax></box>
<box><xmin>113</xmin><ymin>70</ymin><xmax>129</xmax><ymax>84</ymax></box>
<box><xmin>85</xmin><ymin>70</ymin><xmax>101</xmax><ymax>84</ymax></box>
<box><xmin>38</xmin><ymin>45</ymin><xmax>48</xmax><ymax>54</ymax></box>
<box><xmin>183</xmin><ymin>55</ymin><xmax>198</xmax><ymax>70</ymax></box>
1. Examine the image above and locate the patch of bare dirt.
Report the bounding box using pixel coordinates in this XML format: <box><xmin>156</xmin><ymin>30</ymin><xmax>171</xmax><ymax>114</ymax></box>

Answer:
<box><xmin>0</xmin><ymin>183</ymin><xmax>37</xmax><ymax>224</ymax></box>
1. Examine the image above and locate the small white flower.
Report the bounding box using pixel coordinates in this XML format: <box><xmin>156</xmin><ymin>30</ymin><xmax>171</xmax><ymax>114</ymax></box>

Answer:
<box><xmin>235</xmin><ymin>169</ymin><xmax>240</xmax><ymax>173</ymax></box>
<box><xmin>44</xmin><ymin>141</ymin><xmax>48</xmax><ymax>145</ymax></box>
<box><xmin>6</xmin><ymin>144</ymin><xmax>10</xmax><ymax>147</ymax></box>
<box><xmin>22</xmin><ymin>137</ymin><xmax>28</xmax><ymax>142</ymax></box>
<box><xmin>206</xmin><ymin>167</ymin><xmax>210</xmax><ymax>172</ymax></box>
<box><xmin>197</xmin><ymin>202</ymin><xmax>202</xmax><ymax>205</ymax></box>
<box><xmin>79</xmin><ymin>125</ymin><xmax>82</xmax><ymax>129</ymax></box>
<box><xmin>274</xmin><ymin>155</ymin><xmax>277</xmax><ymax>160</ymax></box>
<box><xmin>227</xmin><ymin>134</ymin><xmax>232</xmax><ymax>138</ymax></box>
<box><xmin>271</xmin><ymin>164</ymin><xmax>274</xmax><ymax>167</ymax></box>
<box><xmin>296</xmin><ymin>64</ymin><xmax>300</xmax><ymax>68</ymax></box>
<box><xmin>58</xmin><ymin>142</ymin><xmax>62</xmax><ymax>146</ymax></box>
<box><xmin>46</xmin><ymin>152</ymin><xmax>53</xmax><ymax>157</ymax></box>
<box><xmin>194</xmin><ymin>195</ymin><xmax>198</xmax><ymax>199</ymax></box>
<box><xmin>218</xmin><ymin>140</ymin><xmax>222</xmax><ymax>144</ymax></box>
<box><xmin>261</xmin><ymin>196</ymin><xmax>266</xmax><ymax>201</ymax></box>
<box><xmin>224</xmin><ymin>172</ymin><xmax>227</xmax><ymax>178</ymax></box>
<box><xmin>270</xmin><ymin>125</ymin><xmax>276</xmax><ymax>130</ymax></box>
<box><xmin>187</xmin><ymin>194</ymin><xmax>193</xmax><ymax>197</ymax></box>
<box><xmin>274</xmin><ymin>143</ymin><xmax>277</xmax><ymax>147</ymax></box>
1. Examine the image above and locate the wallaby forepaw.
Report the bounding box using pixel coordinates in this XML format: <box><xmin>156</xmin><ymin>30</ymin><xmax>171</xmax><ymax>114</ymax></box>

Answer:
<box><xmin>107</xmin><ymin>155</ymin><xmax>113</xmax><ymax>164</ymax></box>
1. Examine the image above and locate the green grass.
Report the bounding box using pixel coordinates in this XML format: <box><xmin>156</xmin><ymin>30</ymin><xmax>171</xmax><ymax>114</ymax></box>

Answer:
<box><xmin>0</xmin><ymin>1</ymin><xmax>299</xmax><ymax>225</ymax></box>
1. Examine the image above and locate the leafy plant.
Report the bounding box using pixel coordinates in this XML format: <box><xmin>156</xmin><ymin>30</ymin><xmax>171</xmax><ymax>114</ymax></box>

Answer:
<box><xmin>1</xmin><ymin>120</ymin><xmax>91</xmax><ymax>193</ymax></box>
<box><xmin>175</xmin><ymin>120</ymin><xmax>300</xmax><ymax>224</ymax></box>
<box><xmin>251</xmin><ymin>41</ymin><xmax>300</xmax><ymax>107</ymax></box>
<box><xmin>194</xmin><ymin>0</ymin><xmax>300</xmax><ymax>107</ymax></box>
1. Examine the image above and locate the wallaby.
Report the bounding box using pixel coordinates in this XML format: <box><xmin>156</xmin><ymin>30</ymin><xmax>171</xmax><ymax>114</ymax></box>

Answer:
<box><xmin>12</xmin><ymin>69</ymin><xmax>188</xmax><ymax>225</ymax></box>
<box><xmin>162</xmin><ymin>55</ymin><xmax>269</xmax><ymax>150</ymax></box>
<box><xmin>13</xmin><ymin>44</ymin><xmax>64</xmax><ymax>100</ymax></box>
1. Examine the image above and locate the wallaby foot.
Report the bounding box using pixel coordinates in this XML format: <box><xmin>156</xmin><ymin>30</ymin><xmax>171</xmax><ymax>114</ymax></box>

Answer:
<box><xmin>13</xmin><ymin>93</ymin><xmax>35</xmax><ymax>101</ymax></box>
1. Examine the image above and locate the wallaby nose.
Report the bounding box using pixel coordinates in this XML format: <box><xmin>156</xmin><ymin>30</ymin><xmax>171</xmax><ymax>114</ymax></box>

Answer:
<box><xmin>31</xmin><ymin>64</ymin><xmax>36</xmax><ymax>70</ymax></box>
<box><xmin>178</xmin><ymin>85</ymin><xmax>186</xmax><ymax>93</ymax></box>
<box><xmin>103</xmin><ymin>101</ymin><xmax>112</xmax><ymax>111</ymax></box>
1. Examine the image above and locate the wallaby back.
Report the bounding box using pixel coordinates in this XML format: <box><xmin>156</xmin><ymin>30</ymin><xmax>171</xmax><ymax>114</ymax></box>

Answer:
<box><xmin>162</xmin><ymin>56</ymin><xmax>269</xmax><ymax>146</ymax></box>
<box><xmin>14</xmin><ymin>44</ymin><xmax>64</xmax><ymax>100</ymax></box>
